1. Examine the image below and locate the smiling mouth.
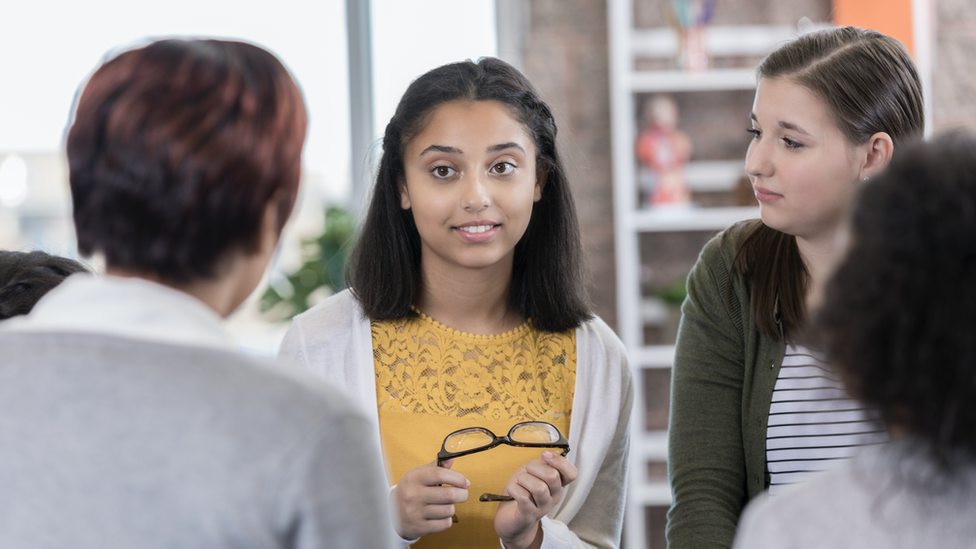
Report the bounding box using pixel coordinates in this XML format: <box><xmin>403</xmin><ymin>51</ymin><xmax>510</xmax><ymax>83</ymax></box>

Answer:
<box><xmin>456</xmin><ymin>224</ymin><xmax>498</xmax><ymax>234</ymax></box>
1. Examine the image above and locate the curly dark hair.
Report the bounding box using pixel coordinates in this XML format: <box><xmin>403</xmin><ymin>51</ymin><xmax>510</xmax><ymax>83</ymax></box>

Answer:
<box><xmin>347</xmin><ymin>57</ymin><xmax>591</xmax><ymax>332</ymax></box>
<box><xmin>0</xmin><ymin>251</ymin><xmax>90</xmax><ymax>320</ymax></box>
<box><xmin>817</xmin><ymin>131</ymin><xmax>976</xmax><ymax>468</ymax></box>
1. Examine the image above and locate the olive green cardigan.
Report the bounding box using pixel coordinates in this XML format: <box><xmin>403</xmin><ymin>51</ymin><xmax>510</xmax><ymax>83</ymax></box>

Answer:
<box><xmin>665</xmin><ymin>227</ymin><xmax>787</xmax><ymax>549</ymax></box>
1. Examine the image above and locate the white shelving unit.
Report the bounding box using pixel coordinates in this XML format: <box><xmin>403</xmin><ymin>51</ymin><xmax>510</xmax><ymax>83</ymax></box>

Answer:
<box><xmin>607</xmin><ymin>4</ymin><xmax>825</xmax><ymax>547</ymax></box>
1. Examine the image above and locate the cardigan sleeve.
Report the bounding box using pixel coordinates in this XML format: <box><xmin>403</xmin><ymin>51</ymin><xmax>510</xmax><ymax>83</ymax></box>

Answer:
<box><xmin>536</xmin><ymin>318</ymin><xmax>633</xmax><ymax>549</ymax></box>
<box><xmin>666</xmin><ymin>234</ymin><xmax>749</xmax><ymax>549</ymax></box>
<box><xmin>275</xmin><ymin>291</ymin><xmax>416</xmax><ymax>549</ymax></box>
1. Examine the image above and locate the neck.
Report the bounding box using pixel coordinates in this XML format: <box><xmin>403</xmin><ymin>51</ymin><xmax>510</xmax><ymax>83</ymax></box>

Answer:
<box><xmin>106</xmin><ymin>267</ymin><xmax>244</xmax><ymax>318</ymax></box>
<box><xmin>415</xmin><ymin>256</ymin><xmax>522</xmax><ymax>335</ymax></box>
<box><xmin>795</xmin><ymin>225</ymin><xmax>845</xmax><ymax>312</ymax></box>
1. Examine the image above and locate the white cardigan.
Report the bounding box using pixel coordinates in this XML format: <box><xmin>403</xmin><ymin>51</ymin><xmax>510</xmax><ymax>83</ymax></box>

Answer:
<box><xmin>276</xmin><ymin>290</ymin><xmax>633</xmax><ymax>549</ymax></box>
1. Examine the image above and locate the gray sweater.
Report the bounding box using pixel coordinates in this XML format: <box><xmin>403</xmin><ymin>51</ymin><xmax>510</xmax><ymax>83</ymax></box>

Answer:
<box><xmin>0</xmin><ymin>331</ymin><xmax>395</xmax><ymax>549</ymax></box>
<box><xmin>734</xmin><ymin>439</ymin><xmax>976</xmax><ymax>548</ymax></box>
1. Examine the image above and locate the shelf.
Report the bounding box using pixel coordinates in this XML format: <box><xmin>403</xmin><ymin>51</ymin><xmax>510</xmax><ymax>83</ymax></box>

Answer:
<box><xmin>635</xmin><ymin>345</ymin><xmax>675</xmax><ymax>369</ymax></box>
<box><xmin>639</xmin><ymin>430</ymin><xmax>669</xmax><ymax>460</ymax></box>
<box><xmin>609</xmin><ymin>4</ymin><xmax>807</xmax><ymax>544</ymax></box>
<box><xmin>631</xmin><ymin>68</ymin><xmax>757</xmax><ymax>93</ymax></box>
<box><xmin>629</xmin><ymin>206</ymin><xmax>759</xmax><ymax>232</ymax></box>
<box><xmin>630</xmin><ymin>24</ymin><xmax>831</xmax><ymax>59</ymax></box>
<box><xmin>632</xmin><ymin>429</ymin><xmax>671</xmax><ymax>506</ymax></box>
<box><xmin>631</xmin><ymin>429</ymin><xmax>671</xmax><ymax>507</ymax></box>
<box><xmin>683</xmin><ymin>160</ymin><xmax>745</xmax><ymax>192</ymax></box>
<box><xmin>633</xmin><ymin>482</ymin><xmax>673</xmax><ymax>506</ymax></box>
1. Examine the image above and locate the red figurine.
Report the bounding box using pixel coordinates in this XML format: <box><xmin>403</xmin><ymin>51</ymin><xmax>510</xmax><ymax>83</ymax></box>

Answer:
<box><xmin>636</xmin><ymin>95</ymin><xmax>692</xmax><ymax>206</ymax></box>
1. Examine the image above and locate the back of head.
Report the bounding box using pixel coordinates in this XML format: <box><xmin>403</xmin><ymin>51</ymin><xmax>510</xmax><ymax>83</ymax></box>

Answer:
<box><xmin>759</xmin><ymin>26</ymin><xmax>924</xmax><ymax>147</ymax></box>
<box><xmin>0</xmin><ymin>251</ymin><xmax>89</xmax><ymax>320</ymax></box>
<box><xmin>350</xmin><ymin>57</ymin><xmax>590</xmax><ymax>331</ymax></box>
<box><xmin>818</xmin><ymin>131</ymin><xmax>976</xmax><ymax>467</ymax></box>
<box><xmin>67</xmin><ymin>39</ymin><xmax>307</xmax><ymax>284</ymax></box>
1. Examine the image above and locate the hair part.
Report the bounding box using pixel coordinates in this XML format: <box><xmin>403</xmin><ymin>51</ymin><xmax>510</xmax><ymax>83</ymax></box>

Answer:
<box><xmin>347</xmin><ymin>57</ymin><xmax>591</xmax><ymax>332</ymax></box>
<box><xmin>0</xmin><ymin>251</ymin><xmax>90</xmax><ymax>320</ymax></box>
<box><xmin>818</xmin><ymin>131</ymin><xmax>976</xmax><ymax>468</ymax></box>
<box><xmin>733</xmin><ymin>26</ymin><xmax>925</xmax><ymax>340</ymax></box>
<box><xmin>67</xmin><ymin>39</ymin><xmax>307</xmax><ymax>284</ymax></box>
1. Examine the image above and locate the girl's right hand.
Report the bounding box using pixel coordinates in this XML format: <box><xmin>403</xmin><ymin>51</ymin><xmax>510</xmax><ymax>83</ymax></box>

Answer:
<box><xmin>391</xmin><ymin>459</ymin><xmax>470</xmax><ymax>540</ymax></box>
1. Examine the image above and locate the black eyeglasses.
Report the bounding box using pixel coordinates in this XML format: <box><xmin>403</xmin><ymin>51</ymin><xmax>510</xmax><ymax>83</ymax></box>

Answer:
<box><xmin>436</xmin><ymin>421</ymin><xmax>570</xmax><ymax>503</ymax></box>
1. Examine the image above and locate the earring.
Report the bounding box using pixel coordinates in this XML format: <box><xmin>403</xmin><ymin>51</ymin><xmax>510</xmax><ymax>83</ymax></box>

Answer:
<box><xmin>862</xmin><ymin>176</ymin><xmax>869</xmax><ymax>181</ymax></box>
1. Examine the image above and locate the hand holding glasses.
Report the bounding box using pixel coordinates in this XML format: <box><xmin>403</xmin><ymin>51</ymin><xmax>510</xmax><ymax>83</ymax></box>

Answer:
<box><xmin>436</xmin><ymin>421</ymin><xmax>570</xmax><ymax>504</ymax></box>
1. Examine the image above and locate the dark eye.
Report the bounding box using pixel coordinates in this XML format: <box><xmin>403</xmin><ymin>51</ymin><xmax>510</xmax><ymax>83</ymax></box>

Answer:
<box><xmin>782</xmin><ymin>138</ymin><xmax>802</xmax><ymax>150</ymax></box>
<box><xmin>746</xmin><ymin>128</ymin><xmax>761</xmax><ymax>139</ymax></box>
<box><xmin>491</xmin><ymin>162</ymin><xmax>514</xmax><ymax>175</ymax></box>
<box><xmin>431</xmin><ymin>165</ymin><xmax>456</xmax><ymax>178</ymax></box>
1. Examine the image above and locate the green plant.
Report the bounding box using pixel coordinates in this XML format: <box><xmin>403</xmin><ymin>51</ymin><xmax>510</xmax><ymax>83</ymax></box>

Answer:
<box><xmin>658</xmin><ymin>273</ymin><xmax>688</xmax><ymax>305</ymax></box>
<box><xmin>261</xmin><ymin>206</ymin><xmax>356</xmax><ymax>321</ymax></box>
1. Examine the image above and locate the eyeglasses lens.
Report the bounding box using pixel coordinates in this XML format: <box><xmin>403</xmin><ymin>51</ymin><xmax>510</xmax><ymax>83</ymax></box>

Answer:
<box><xmin>510</xmin><ymin>422</ymin><xmax>560</xmax><ymax>444</ymax></box>
<box><xmin>444</xmin><ymin>428</ymin><xmax>494</xmax><ymax>453</ymax></box>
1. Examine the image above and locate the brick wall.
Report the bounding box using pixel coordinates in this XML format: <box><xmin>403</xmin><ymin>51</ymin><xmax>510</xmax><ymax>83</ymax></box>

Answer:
<box><xmin>933</xmin><ymin>0</ymin><xmax>976</xmax><ymax>131</ymax></box>
<box><xmin>518</xmin><ymin>0</ymin><xmax>619</xmax><ymax>331</ymax></box>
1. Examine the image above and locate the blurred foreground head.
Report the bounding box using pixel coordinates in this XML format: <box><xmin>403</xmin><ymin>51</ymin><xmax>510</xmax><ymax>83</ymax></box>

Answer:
<box><xmin>819</xmin><ymin>131</ymin><xmax>976</xmax><ymax>468</ymax></box>
<box><xmin>67</xmin><ymin>39</ymin><xmax>307</xmax><ymax>285</ymax></box>
<box><xmin>0</xmin><ymin>251</ymin><xmax>89</xmax><ymax>320</ymax></box>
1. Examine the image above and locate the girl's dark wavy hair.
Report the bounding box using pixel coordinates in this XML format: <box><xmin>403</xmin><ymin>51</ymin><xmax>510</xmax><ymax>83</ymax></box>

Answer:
<box><xmin>817</xmin><ymin>131</ymin><xmax>976</xmax><ymax>469</ymax></box>
<box><xmin>347</xmin><ymin>57</ymin><xmax>591</xmax><ymax>332</ymax></box>
<box><xmin>732</xmin><ymin>26</ymin><xmax>924</xmax><ymax>340</ymax></box>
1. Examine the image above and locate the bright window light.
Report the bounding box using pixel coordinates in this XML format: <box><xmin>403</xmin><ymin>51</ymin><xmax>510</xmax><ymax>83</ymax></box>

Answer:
<box><xmin>0</xmin><ymin>155</ymin><xmax>28</xmax><ymax>207</ymax></box>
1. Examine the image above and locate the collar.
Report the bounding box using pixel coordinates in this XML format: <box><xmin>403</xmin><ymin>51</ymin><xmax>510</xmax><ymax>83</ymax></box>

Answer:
<box><xmin>0</xmin><ymin>273</ymin><xmax>238</xmax><ymax>352</ymax></box>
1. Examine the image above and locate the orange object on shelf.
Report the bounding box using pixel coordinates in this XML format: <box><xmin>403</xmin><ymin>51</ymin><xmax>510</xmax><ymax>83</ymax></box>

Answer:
<box><xmin>833</xmin><ymin>0</ymin><xmax>915</xmax><ymax>57</ymax></box>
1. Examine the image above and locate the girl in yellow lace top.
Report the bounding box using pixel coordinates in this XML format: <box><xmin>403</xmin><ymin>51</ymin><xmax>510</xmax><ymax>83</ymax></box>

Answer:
<box><xmin>277</xmin><ymin>58</ymin><xmax>632</xmax><ymax>549</ymax></box>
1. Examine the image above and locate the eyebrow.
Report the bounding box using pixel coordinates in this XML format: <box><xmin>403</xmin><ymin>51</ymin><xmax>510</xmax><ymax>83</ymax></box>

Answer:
<box><xmin>750</xmin><ymin>113</ymin><xmax>812</xmax><ymax>136</ymax></box>
<box><xmin>419</xmin><ymin>145</ymin><xmax>462</xmax><ymax>156</ymax></box>
<box><xmin>418</xmin><ymin>142</ymin><xmax>526</xmax><ymax>157</ymax></box>
<box><xmin>488</xmin><ymin>142</ymin><xmax>525</xmax><ymax>153</ymax></box>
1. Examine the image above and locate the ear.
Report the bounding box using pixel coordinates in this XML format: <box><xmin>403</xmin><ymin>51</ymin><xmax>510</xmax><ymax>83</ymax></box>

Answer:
<box><xmin>859</xmin><ymin>132</ymin><xmax>894</xmax><ymax>180</ymax></box>
<box><xmin>258</xmin><ymin>196</ymin><xmax>283</xmax><ymax>257</ymax></box>
<box><xmin>534</xmin><ymin>170</ymin><xmax>547</xmax><ymax>203</ymax></box>
<box><xmin>398</xmin><ymin>176</ymin><xmax>412</xmax><ymax>210</ymax></box>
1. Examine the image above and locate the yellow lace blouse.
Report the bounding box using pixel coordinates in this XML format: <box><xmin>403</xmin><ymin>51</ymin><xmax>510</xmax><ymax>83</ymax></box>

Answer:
<box><xmin>373</xmin><ymin>311</ymin><xmax>576</xmax><ymax>548</ymax></box>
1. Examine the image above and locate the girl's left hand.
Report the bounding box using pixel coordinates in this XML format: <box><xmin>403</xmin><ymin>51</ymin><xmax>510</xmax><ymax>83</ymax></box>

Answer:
<box><xmin>493</xmin><ymin>451</ymin><xmax>578</xmax><ymax>549</ymax></box>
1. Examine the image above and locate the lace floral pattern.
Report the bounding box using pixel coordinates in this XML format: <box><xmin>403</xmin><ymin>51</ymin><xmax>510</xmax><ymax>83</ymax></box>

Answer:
<box><xmin>372</xmin><ymin>313</ymin><xmax>577</xmax><ymax>421</ymax></box>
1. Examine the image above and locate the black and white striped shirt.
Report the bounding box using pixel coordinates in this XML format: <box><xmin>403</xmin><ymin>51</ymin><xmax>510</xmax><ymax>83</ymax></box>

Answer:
<box><xmin>765</xmin><ymin>345</ymin><xmax>888</xmax><ymax>495</ymax></box>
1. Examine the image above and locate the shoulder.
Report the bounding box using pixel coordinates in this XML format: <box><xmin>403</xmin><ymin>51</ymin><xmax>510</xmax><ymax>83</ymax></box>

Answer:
<box><xmin>577</xmin><ymin>315</ymin><xmax>626</xmax><ymax>357</ymax></box>
<box><xmin>576</xmin><ymin>315</ymin><xmax>632</xmax><ymax>385</ymax></box>
<box><xmin>176</xmin><ymin>338</ymin><xmax>365</xmax><ymax>421</ymax></box>
<box><xmin>697</xmin><ymin>220</ymin><xmax>754</xmax><ymax>273</ymax></box>
<box><xmin>292</xmin><ymin>289</ymin><xmax>366</xmax><ymax>330</ymax></box>
<box><xmin>7</xmin><ymin>330</ymin><xmax>364</xmax><ymax>430</ymax></box>
<box><xmin>286</xmin><ymin>289</ymin><xmax>368</xmax><ymax>345</ymax></box>
<box><xmin>688</xmin><ymin>220</ymin><xmax>759</xmax><ymax>305</ymax></box>
<box><xmin>237</xmin><ymin>352</ymin><xmax>367</xmax><ymax>424</ymax></box>
<box><xmin>735</xmin><ymin>458</ymin><xmax>867</xmax><ymax>547</ymax></box>
<box><xmin>276</xmin><ymin>289</ymin><xmax>376</xmax><ymax>380</ymax></box>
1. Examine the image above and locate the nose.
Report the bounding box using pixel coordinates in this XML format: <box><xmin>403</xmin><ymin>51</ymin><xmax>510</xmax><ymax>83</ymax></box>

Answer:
<box><xmin>745</xmin><ymin>137</ymin><xmax>772</xmax><ymax>180</ymax></box>
<box><xmin>461</xmin><ymin>175</ymin><xmax>490</xmax><ymax>211</ymax></box>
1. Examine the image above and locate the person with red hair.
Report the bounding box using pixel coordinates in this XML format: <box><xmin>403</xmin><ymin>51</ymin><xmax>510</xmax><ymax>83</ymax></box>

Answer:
<box><xmin>0</xmin><ymin>38</ymin><xmax>394</xmax><ymax>549</ymax></box>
